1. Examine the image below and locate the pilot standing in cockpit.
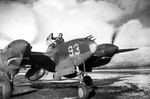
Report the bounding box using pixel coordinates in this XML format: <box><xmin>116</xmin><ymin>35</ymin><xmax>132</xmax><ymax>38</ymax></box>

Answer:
<box><xmin>46</xmin><ymin>33</ymin><xmax>64</xmax><ymax>50</ymax></box>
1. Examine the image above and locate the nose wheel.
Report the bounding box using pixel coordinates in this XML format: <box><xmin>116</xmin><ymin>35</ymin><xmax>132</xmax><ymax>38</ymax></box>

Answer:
<box><xmin>78</xmin><ymin>83</ymin><xmax>89</xmax><ymax>99</ymax></box>
<box><xmin>78</xmin><ymin>75</ymin><xmax>93</xmax><ymax>99</ymax></box>
<box><xmin>76</xmin><ymin>65</ymin><xmax>93</xmax><ymax>99</ymax></box>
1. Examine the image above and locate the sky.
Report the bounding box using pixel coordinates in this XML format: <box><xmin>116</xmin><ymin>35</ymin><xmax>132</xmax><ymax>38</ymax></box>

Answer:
<box><xmin>0</xmin><ymin>0</ymin><xmax>150</xmax><ymax>51</ymax></box>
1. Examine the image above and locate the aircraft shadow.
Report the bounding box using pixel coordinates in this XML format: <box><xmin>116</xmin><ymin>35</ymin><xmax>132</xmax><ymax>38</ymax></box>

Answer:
<box><xmin>11</xmin><ymin>90</ymin><xmax>38</xmax><ymax>98</ymax></box>
<box><xmin>12</xmin><ymin>75</ymin><xmax>139</xmax><ymax>99</ymax></box>
<box><xmin>29</xmin><ymin>76</ymin><xmax>131</xmax><ymax>99</ymax></box>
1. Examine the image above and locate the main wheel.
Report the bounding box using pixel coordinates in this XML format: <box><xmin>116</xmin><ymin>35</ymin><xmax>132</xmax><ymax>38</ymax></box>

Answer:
<box><xmin>0</xmin><ymin>72</ymin><xmax>12</xmax><ymax>99</ymax></box>
<box><xmin>83</xmin><ymin>75</ymin><xmax>93</xmax><ymax>86</ymax></box>
<box><xmin>78</xmin><ymin>83</ymin><xmax>89</xmax><ymax>99</ymax></box>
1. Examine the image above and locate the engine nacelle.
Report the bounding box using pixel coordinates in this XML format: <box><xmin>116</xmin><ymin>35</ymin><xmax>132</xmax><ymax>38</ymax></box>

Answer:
<box><xmin>25</xmin><ymin>67</ymin><xmax>45</xmax><ymax>81</ymax></box>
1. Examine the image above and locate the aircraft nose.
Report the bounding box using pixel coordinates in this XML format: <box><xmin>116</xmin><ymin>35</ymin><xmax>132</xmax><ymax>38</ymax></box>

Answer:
<box><xmin>19</xmin><ymin>40</ymin><xmax>31</xmax><ymax>56</ymax></box>
<box><xmin>23</xmin><ymin>44</ymin><xmax>30</xmax><ymax>52</ymax></box>
<box><xmin>89</xmin><ymin>42</ymin><xmax>97</xmax><ymax>53</ymax></box>
<box><xmin>94</xmin><ymin>44</ymin><xmax>118</xmax><ymax>57</ymax></box>
<box><xmin>105</xmin><ymin>44</ymin><xmax>118</xmax><ymax>57</ymax></box>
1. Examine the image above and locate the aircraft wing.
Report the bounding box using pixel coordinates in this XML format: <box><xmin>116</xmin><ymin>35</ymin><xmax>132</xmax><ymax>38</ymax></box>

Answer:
<box><xmin>116</xmin><ymin>48</ymin><xmax>138</xmax><ymax>53</ymax></box>
<box><xmin>24</xmin><ymin>51</ymin><xmax>55</xmax><ymax>81</ymax></box>
<box><xmin>25</xmin><ymin>51</ymin><xmax>55</xmax><ymax>71</ymax></box>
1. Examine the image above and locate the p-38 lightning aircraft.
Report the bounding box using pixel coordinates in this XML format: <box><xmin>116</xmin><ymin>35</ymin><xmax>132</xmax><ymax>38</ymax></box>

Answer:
<box><xmin>24</xmin><ymin>35</ymin><xmax>137</xmax><ymax>99</ymax></box>
<box><xmin>0</xmin><ymin>35</ymin><xmax>137</xmax><ymax>99</ymax></box>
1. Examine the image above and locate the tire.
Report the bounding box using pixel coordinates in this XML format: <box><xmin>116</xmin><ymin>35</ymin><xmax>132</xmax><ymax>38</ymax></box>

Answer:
<box><xmin>0</xmin><ymin>72</ymin><xmax>12</xmax><ymax>99</ymax></box>
<box><xmin>83</xmin><ymin>75</ymin><xmax>93</xmax><ymax>86</ymax></box>
<box><xmin>78</xmin><ymin>83</ymin><xmax>89</xmax><ymax>99</ymax></box>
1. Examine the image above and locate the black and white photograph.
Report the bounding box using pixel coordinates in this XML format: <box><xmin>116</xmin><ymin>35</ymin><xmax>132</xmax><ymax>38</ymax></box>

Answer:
<box><xmin>0</xmin><ymin>0</ymin><xmax>150</xmax><ymax>99</ymax></box>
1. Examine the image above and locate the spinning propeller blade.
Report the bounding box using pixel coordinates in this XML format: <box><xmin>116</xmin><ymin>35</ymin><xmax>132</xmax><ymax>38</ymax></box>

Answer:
<box><xmin>111</xmin><ymin>29</ymin><xmax>119</xmax><ymax>44</ymax></box>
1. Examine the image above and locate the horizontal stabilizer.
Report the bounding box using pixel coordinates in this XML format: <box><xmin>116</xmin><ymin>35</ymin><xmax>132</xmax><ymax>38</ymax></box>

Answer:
<box><xmin>117</xmin><ymin>48</ymin><xmax>138</xmax><ymax>53</ymax></box>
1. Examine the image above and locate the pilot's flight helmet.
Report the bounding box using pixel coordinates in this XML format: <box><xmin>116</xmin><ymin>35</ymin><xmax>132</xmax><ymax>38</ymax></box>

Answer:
<box><xmin>59</xmin><ymin>33</ymin><xmax>63</xmax><ymax>37</ymax></box>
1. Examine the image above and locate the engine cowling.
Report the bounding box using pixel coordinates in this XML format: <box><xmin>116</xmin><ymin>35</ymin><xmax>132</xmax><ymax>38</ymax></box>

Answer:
<box><xmin>25</xmin><ymin>67</ymin><xmax>45</xmax><ymax>81</ymax></box>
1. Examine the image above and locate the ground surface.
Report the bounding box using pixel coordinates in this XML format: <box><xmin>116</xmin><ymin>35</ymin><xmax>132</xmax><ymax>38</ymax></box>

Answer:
<box><xmin>9</xmin><ymin>69</ymin><xmax>150</xmax><ymax>99</ymax></box>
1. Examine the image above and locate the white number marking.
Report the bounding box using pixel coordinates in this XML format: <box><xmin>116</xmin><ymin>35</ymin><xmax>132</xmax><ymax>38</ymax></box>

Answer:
<box><xmin>68</xmin><ymin>43</ymin><xmax>80</xmax><ymax>57</ymax></box>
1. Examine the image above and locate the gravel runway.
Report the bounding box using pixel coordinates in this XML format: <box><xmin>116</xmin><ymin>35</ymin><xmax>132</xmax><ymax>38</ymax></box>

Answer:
<box><xmin>10</xmin><ymin>69</ymin><xmax>150</xmax><ymax>99</ymax></box>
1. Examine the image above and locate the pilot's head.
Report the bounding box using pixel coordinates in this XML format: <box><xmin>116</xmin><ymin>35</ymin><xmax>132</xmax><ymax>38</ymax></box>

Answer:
<box><xmin>58</xmin><ymin>33</ymin><xmax>63</xmax><ymax>38</ymax></box>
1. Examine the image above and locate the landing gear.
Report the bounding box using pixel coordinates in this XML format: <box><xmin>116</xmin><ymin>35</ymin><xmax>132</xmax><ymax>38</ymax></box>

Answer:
<box><xmin>78</xmin><ymin>75</ymin><xmax>93</xmax><ymax>99</ymax></box>
<box><xmin>76</xmin><ymin>66</ymin><xmax>93</xmax><ymax>99</ymax></box>
<box><xmin>83</xmin><ymin>75</ymin><xmax>93</xmax><ymax>86</ymax></box>
<box><xmin>78</xmin><ymin>83</ymin><xmax>89</xmax><ymax>99</ymax></box>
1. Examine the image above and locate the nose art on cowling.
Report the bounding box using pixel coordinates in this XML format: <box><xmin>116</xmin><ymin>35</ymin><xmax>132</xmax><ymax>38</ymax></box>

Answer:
<box><xmin>89</xmin><ymin>42</ymin><xmax>97</xmax><ymax>53</ymax></box>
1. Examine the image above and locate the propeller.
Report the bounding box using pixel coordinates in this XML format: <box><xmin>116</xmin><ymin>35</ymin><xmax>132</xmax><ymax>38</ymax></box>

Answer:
<box><xmin>111</xmin><ymin>29</ymin><xmax>119</xmax><ymax>44</ymax></box>
<box><xmin>111</xmin><ymin>29</ymin><xmax>138</xmax><ymax>53</ymax></box>
<box><xmin>94</xmin><ymin>28</ymin><xmax>138</xmax><ymax>58</ymax></box>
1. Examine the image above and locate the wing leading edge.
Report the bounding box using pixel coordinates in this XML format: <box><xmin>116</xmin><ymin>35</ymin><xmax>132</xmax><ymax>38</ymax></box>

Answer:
<box><xmin>116</xmin><ymin>48</ymin><xmax>138</xmax><ymax>53</ymax></box>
